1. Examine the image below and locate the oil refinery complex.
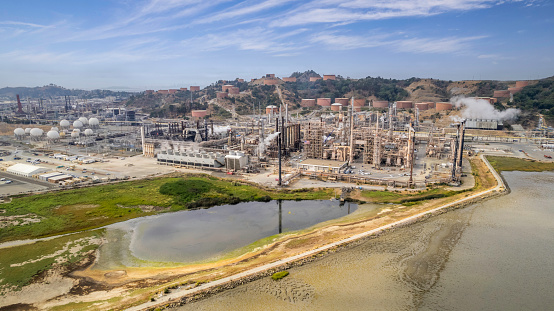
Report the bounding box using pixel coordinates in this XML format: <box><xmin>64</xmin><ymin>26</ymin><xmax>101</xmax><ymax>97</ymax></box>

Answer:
<box><xmin>0</xmin><ymin>75</ymin><xmax>552</xmax><ymax>194</ymax></box>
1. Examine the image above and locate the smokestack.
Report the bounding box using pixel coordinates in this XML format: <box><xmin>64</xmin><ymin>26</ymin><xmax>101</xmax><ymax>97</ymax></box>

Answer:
<box><xmin>141</xmin><ymin>126</ymin><xmax>146</xmax><ymax>156</ymax></box>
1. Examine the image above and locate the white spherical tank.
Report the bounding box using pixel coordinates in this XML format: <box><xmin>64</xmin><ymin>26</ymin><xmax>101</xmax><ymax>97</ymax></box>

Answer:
<box><xmin>30</xmin><ymin>128</ymin><xmax>43</xmax><ymax>138</ymax></box>
<box><xmin>84</xmin><ymin>129</ymin><xmax>94</xmax><ymax>136</ymax></box>
<box><xmin>71</xmin><ymin>130</ymin><xmax>80</xmax><ymax>138</ymax></box>
<box><xmin>25</xmin><ymin>128</ymin><xmax>32</xmax><ymax>135</ymax></box>
<box><xmin>78</xmin><ymin>117</ymin><xmax>88</xmax><ymax>125</ymax></box>
<box><xmin>73</xmin><ymin>120</ymin><xmax>83</xmax><ymax>129</ymax></box>
<box><xmin>47</xmin><ymin>130</ymin><xmax>60</xmax><ymax>140</ymax></box>
<box><xmin>88</xmin><ymin>117</ymin><xmax>99</xmax><ymax>127</ymax></box>
<box><xmin>14</xmin><ymin>128</ymin><xmax>25</xmax><ymax>136</ymax></box>
<box><xmin>51</xmin><ymin>127</ymin><xmax>59</xmax><ymax>132</ymax></box>
<box><xmin>60</xmin><ymin>120</ymin><xmax>70</xmax><ymax>128</ymax></box>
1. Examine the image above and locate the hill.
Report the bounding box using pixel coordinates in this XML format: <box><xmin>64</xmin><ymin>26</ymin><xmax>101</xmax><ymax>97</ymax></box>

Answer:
<box><xmin>0</xmin><ymin>84</ymin><xmax>134</xmax><ymax>100</ymax></box>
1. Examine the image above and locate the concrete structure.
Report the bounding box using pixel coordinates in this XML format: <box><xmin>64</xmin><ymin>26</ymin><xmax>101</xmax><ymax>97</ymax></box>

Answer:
<box><xmin>216</xmin><ymin>92</ymin><xmax>228</xmax><ymax>99</ymax></box>
<box><xmin>297</xmin><ymin>159</ymin><xmax>347</xmax><ymax>174</ymax></box>
<box><xmin>465</xmin><ymin>119</ymin><xmax>502</xmax><ymax>130</ymax></box>
<box><xmin>191</xmin><ymin>110</ymin><xmax>207</xmax><ymax>118</ymax></box>
<box><xmin>317</xmin><ymin>98</ymin><xmax>331</xmax><ymax>107</ymax></box>
<box><xmin>436</xmin><ymin>102</ymin><xmax>453</xmax><ymax>111</ymax></box>
<box><xmin>282</xmin><ymin>77</ymin><xmax>297</xmax><ymax>82</ymax></box>
<box><xmin>323</xmin><ymin>75</ymin><xmax>336</xmax><ymax>81</ymax></box>
<box><xmin>263</xmin><ymin>79</ymin><xmax>279</xmax><ymax>85</ymax></box>
<box><xmin>7</xmin><ymin>163</ymin><xmax>49</xmax><ymax>177</ymax></box>
<box><xmin>415</xmin><ymin>103</ymin><xmax>429</xmax><ymax>110</ymax></box>
<box><xmin>190</xmin><ymin>86</ymin><xmax>200</xmax><ymax>92</ymax></box>
<box><xmin>301</xmin><ymin>99</ymin><xmax>316</xmax><ymax>107</ymax></box>
<box><xmin>516</xmin><ymin>81</ymin><xmax>529</xmax><ymax>88</ymax></box>
<box><xmin>493</xmin><ymin>90</ymin><xmax>510</xmax><ymax>98</ymax></box>
<box><xmin>229</xmin><ymin>87</ymin><xmax>240</xmax><ymax>95</ymax></box>
<box><xmin>353</xmin><ymin>99</ymin><xmax>365</xmax><ymax>107</ymax></box>
<box><xmin>265</xmin><ymin>105</ymin><xmax>279</xmax><ymax>114</ymax></box>
<box><xmin>157</xmin><ymin>150</ymin><xmax>225</xmax><ymax>168</ymax></box>
<box><xmin>309</xmin><ymin>77</ymin><xmax>322</xmax><ymax>82</ymax></box>
<box><xmin>373</xmin><ymin>101</ymin><xmax>389</xmax><ymax>108</ymax></box>
<box><xmin>331</xmin><ymin>103</ymin><xmax>342</xmax><ymax>111</ymax></box>
<box><xmin>396</xmin><ymin>101</ymin><xmax>413</xmax><ymax>109</ymax></box>
<box><xmin>225</xmin><ymin>151</ymin><xmax>249</xmax><ymax>171</ymax></box>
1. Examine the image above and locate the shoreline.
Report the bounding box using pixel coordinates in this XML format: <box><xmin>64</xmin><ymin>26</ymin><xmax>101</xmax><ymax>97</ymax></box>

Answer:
<box><xmin>127</xmin><ymin>154</ymin><xmax>506</xmax><ymax>311</ymax></box>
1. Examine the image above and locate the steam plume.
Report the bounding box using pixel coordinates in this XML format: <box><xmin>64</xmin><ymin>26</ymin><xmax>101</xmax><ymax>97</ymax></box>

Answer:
<box><xmin>451</xmin><ymin>96</ymin><xmax>520</xmax><ymax>121</ymax></box>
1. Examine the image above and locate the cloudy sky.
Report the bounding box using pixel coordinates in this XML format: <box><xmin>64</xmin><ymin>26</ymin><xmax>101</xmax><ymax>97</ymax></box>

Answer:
<box><xmin>0</xmin><ymin>0</ymin><xmax>552</xmax><ymax>90</ymax></box>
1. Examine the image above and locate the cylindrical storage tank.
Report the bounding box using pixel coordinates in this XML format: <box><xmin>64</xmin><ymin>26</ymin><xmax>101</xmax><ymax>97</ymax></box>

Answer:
<box><xmin>282</xmin><ymin>77</ymin><xmax>296</xmax><ymax>82</ymax></box>
<box><xmin>396</xmin><ymin>101</ymin><xmax>413</xmax><ymax>109</ymax></box>
<box><xmin>265</xmin><ymin>105</ymin><xmax>279</xmax><ymax>115</ymax></box>
<box><xmin>60</xmin><ymin>120</ymin><xmax>70</xmax><ymax>128</ymax></box>
<box><xmin>222</xmin><ymin>84</ymin><xmax>233</xmax><ymax>92</ymax></box>
<box><xmin>373</xmin><ymin>101</ymin><xmax>389</xmax><ymax>108</ymax></box>
<box><xmin>191</xmin><ymin>110</ymin><xmax>207</xmax><ymax>118</ymax></box>
<box><xmin>426</xmin><ymin>102</ymin><xmax>436</xmax><ymax>109</ymax></box>
<box><xmin>309</xmin><ymin>77</ymin><xmax>322</xmax><ymax>82</ymax></box>
<box><xmin>216</xmin><ymin>92</ymin><xmax>228</xmax><ymax>99</ymax></box>
<box><xmin>14</xmin><ymin>128</ymin><xmax>25</xmax><ymax>136</ymax></box>
<box><xmin>508</xmin><ymin>87</ymin><xmax>523</xmax><ymax>94</ymax></box>
<box><xmin>78</xmin><ymin>117</ymin><xmax>88</xmax><ymax>125</ymax></box>
<box><xmin>25</xmin><ymin>128</ymin><xmax>32</xmax><ymax>135</ymax></box>
<box><xmin>331</xmin><ymin>103</ymin><xmax>342</xmax><ymax>111</ymax></box>
<box><xmin>84</xmin><ymin>129</ymin><xmax>94</xmax><ymax>136</ymax></box>
<box><xmin>353</xmin><ymin>98</ymin><xmax>365</xmax><ymax>107</ymax></box>
<box><xmin>229</xmin><ymin>87</ymin><xmax>240</xmax><ymax>95</ymax></box>
<box><xmin>335</xmin><ymin>98</ymin><xmax>349</xmax><ymax>106</ymax></box>
<box><xmin>47</xmin><ymin>130</ymin><xmax>60</xmax><ymax>140</ymax></box>
<box><xmin>323</xmin><ymin>75</ymin><xmax>336</xmax><ymax>80</ymax></box>
<box><xmin>88</xmin><ymin>118</ymin><xmax>99</xmax><ymax>128</ymax></box>
<box><xmin>436</xmin><ymin>102</ymin><xmax>453</xmax><ymax>111</ymax></box>
<box><xmin>317</xmin><ymin>98</ymin><xmax>331</xmax><ymax>106</ymax></box>
<box><xmin>493</xmin><ymin>90</ymin><xmax>510</xmax><ymax>97</ymax></box>
<box><xmin>190</xmin><ymin>86</ymin><xmax>200</xmax><ymax>92</ymax></box>
<box><xmin>415</xmin><ymin>103</ymin><xmax>429</xmax><ymax>110</ymax></box>
<box><xmin>73</xmin><ymin>120</ymin><xmax>83</xmax><ymax>129</ymax></box>
<box><xmin>516</xmin><ymin>81</ymin><xmax>529</xmax><ymax>88</ymax></box>
<box><xmin>301</xmin><ymin>99</ymin><xmax>316</xmax><ymax>107</ymax></box>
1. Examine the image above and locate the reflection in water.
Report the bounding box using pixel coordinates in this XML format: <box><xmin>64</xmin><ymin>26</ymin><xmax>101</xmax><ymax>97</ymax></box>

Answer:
<box><xmin>172</xmin><ymin>171</ymin><xmax>554</xmax><ymax>311</ymax></box>
<box><xmin>98</xmin><ymin>200</ymin><xmax>357</xmax><ymax>265</ymax></box>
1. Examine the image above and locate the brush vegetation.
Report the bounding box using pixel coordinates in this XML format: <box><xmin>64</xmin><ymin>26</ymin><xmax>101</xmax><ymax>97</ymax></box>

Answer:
<box><xmin>487</xmin><ymin>155</ymin><xmax>554</xmax><ymax>172</ymax></box>
<box><xmin>271</xmin><ymin>271</ymin><xmax>289</xmax><ymax>280</ymax></box>
<box><xmin>0</xmin><ymin>174</ymin><xmax>333</xmax><ymax>243</ymax></box>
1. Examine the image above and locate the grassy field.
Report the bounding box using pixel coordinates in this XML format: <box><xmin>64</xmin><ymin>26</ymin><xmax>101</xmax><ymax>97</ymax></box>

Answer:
<box><xmin>0</xmin><ymin>230</ymin><xmax>102</xmax><ymax>291</ymax></box>
<box><xmin>0</xmin><ymin>174</ymin><xmax>334</xmax><ymax>243</ymax></box>
<box><xmin>487</xmin><ymin>156</ymin><xmax>554</xmax><ymax>172</ymax></box>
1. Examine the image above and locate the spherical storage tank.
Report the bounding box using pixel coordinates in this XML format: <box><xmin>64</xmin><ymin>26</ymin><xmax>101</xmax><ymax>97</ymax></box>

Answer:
<box><xmin>78</xmin><ymin>117</ymin><xmax>88</xmax><ymax>125</ymax></box>
<box><xmin>47</xmin><ymin>130</ymin><xmax>60</xmax><ymax>140</ymax></box>
<box><xmin>14</xmin><ymin>128</ymin><xmax>25</xmax><ymax>137</ymax></box>
<box><xmin>25</xmin><ymin>128</ymin><xmax>32</xmax><ymax>135</ymax></box>
<box><xmin>191</xmin><ymin>110</ymin><xmax>207</xmax><ymax>118</ymax></box>
<box><xmin>436</xmin><ymin>102</ymin><xmax>453</xmax><ymax>111</ymax></box>
<box><xmin>88</xmin><ymin>118</ymin><xmax>99</xmax><ymax>128</ymax></box>
<box><xmin>84</xmin><ymin>129</ymin><xmax>94</xmax><ymax>136</ymax></box>
<box><xmin>331</xmin><ymin>103</ymin><xmax>342</xmax><ymax>111</ymax></box>
<box><xmin>50</xmin><ymin>127</ymin><xmax>59</xmax><ymax>132</ymax></box>
<box><xmin>316</xmin><ymin>98</ymin><xmax>331</xmax><ymax>107</ymax></box>
<box><xmin>73</xmin><ymin>120</ymin><xmax>83</xmax><ymax>129</ymax></box>
<box><xmin>373</xmin><ymin>101</ymin><xmax>389</xmax><ymax>108</ymax></box>
<box><xmin>30</xmin><ymin>128</ymin><xmax>43</xmax><ymax>138</ymax></box>
<box><xmin>301</xmin><ymin>99</ymin><xmax>316</xmax><ymax>107</ymax></box>
<box><xmin>60</xmin><ymin>120</ymin><xmax>70</xmax><ymax>128</ymax></box>
<box><xmin>71</xmin><ymin>129</ymin><xmax>80</xmax><ymax>138</ymax></box>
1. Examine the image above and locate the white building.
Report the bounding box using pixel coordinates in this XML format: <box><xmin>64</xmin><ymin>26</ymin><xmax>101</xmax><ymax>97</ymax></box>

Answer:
<box><xmin>225</xmin><ymin>151</ymin><xmax>249</xmax><ymax>171</ymax></box>
<box><xmin>7</xmin><ymin>164</ymin><xmax>50</xmax><ymax>177</ymax></box>
<box><xmin>157</xmin><ymin>150</ymin><xmax>225</xmax><ymax>168</ymax></box>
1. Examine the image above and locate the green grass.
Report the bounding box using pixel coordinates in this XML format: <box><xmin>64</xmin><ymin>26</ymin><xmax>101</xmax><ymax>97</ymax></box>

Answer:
<box><xmin>0</xmin><ymin>230</ymin><xmax>102</xmax><ymax>291</ymax></box>
<box><xmin>0</xmin><ymin>174</ymin><xmax>334</xmax><ymax>243</ymax></box>
<box><xmin>271</xmin><ymin>271</ymin><xmax>289</xmax><ymax>280</ymax></box>
<box><xmin>360</xmin><ymin>188</ymin><xmax>461</xmax><ymax>205</ymax></box>
<box><xmin>487</xmin><ymin>156</ymin><xmax>554</xmax><ymax>173</ymax></box>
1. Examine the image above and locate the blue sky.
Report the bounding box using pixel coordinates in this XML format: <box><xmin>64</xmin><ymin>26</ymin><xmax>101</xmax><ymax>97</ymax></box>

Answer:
<box><xmin>0</xmin><ymin>0</ymin><xmax>552</xmax><ymax>90</ymax></box>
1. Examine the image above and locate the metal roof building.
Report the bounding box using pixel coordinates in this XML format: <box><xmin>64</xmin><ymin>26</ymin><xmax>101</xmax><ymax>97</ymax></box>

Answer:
<box><xmin>7</xmin><ymin>164</ymin><xmax>50</xmax><ymax>177</ymax></box>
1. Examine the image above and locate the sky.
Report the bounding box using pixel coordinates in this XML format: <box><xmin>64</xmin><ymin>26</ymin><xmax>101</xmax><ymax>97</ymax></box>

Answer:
<box><xmin>0</xmin><ymin>0</ymin><xmax>553</xmax><ymax>91</ymax></box>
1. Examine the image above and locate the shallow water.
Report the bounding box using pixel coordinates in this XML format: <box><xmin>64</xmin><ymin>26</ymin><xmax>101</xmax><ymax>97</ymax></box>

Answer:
<box><xmin>96</xmin><ymin>200</ymin><xmax>357</xmax><ymax>266</ymax></box>
<box><xmin>172</xmin><ymin>171</ymin><xmax>554</xmax><ymax>310</ymax></box>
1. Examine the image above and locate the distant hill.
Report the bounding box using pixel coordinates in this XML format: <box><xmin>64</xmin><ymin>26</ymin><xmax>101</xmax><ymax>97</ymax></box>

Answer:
<box><xmin>511</xmin><ymin>77</ymin><xmax>554</xmax><ymax>118</ymax></box>
<box><xmin>0</xmin><ymin>84</ymin><xmax>135</xmax><ymax>100</ymax></box>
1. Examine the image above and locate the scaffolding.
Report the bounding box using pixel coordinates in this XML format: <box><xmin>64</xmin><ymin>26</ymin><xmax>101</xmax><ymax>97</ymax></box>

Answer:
<box><xmin>305</xmin><ymin>123</ymin><xmax>323</xmax><ymax>159</ymax></box>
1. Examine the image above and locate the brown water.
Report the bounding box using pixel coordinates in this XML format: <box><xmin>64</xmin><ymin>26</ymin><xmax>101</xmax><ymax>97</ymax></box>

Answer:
<box><xmin>172</xmin><ymin>171</ymin><xmax>554</xmax><ymax>310</ymax></box>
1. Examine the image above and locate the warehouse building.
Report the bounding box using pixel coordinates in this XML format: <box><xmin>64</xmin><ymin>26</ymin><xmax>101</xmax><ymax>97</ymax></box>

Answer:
<box><xmin>225</xmin><ymin>151</ymin><xmax>249</xmax><ymax>171</ymax></box>
<box><xmin>6</xmin><ymin>163</ymin><xmax>49</xmax><ymax>177</ymax></box>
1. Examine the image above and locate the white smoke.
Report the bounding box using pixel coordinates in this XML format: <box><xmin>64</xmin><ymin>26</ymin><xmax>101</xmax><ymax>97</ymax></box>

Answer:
<box><xmin>257</xmin><ymin>132</ymin><xmax>279</xmax><ymax>156</ymax></box>
<box><xmin>212</xmin><ymin>125</ymin><xmax>230</xmax><ymax>134</ymax></box>
<box><xmin>451</xmin><ymin>96</ymin><xmax>520</xmax><ymax>121</ymax></box>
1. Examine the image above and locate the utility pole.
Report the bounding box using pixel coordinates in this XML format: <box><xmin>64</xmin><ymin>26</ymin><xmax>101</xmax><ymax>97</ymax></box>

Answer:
<box><xmin>349</xmin><ymin>97</ymin><xmax>354</xmax><ymax>164</ymax></box>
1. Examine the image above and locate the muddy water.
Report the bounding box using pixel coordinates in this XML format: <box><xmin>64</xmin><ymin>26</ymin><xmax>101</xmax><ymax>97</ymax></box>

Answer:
<box><xmin>172</xmin><ymin>171</ymin><xmax>554</xmax><ymax>310</ymax></box>
<box><xmin>95</xmin><ymin>200</ymin><xmax>358</xmax><ymax>267</ymax></box>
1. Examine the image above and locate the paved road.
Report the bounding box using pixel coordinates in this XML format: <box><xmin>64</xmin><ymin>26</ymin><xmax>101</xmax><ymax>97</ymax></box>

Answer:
<box><xmin>126</xmin><ymin>154</ymin><xmax>505</xmax><ymax>311</ymax></box>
